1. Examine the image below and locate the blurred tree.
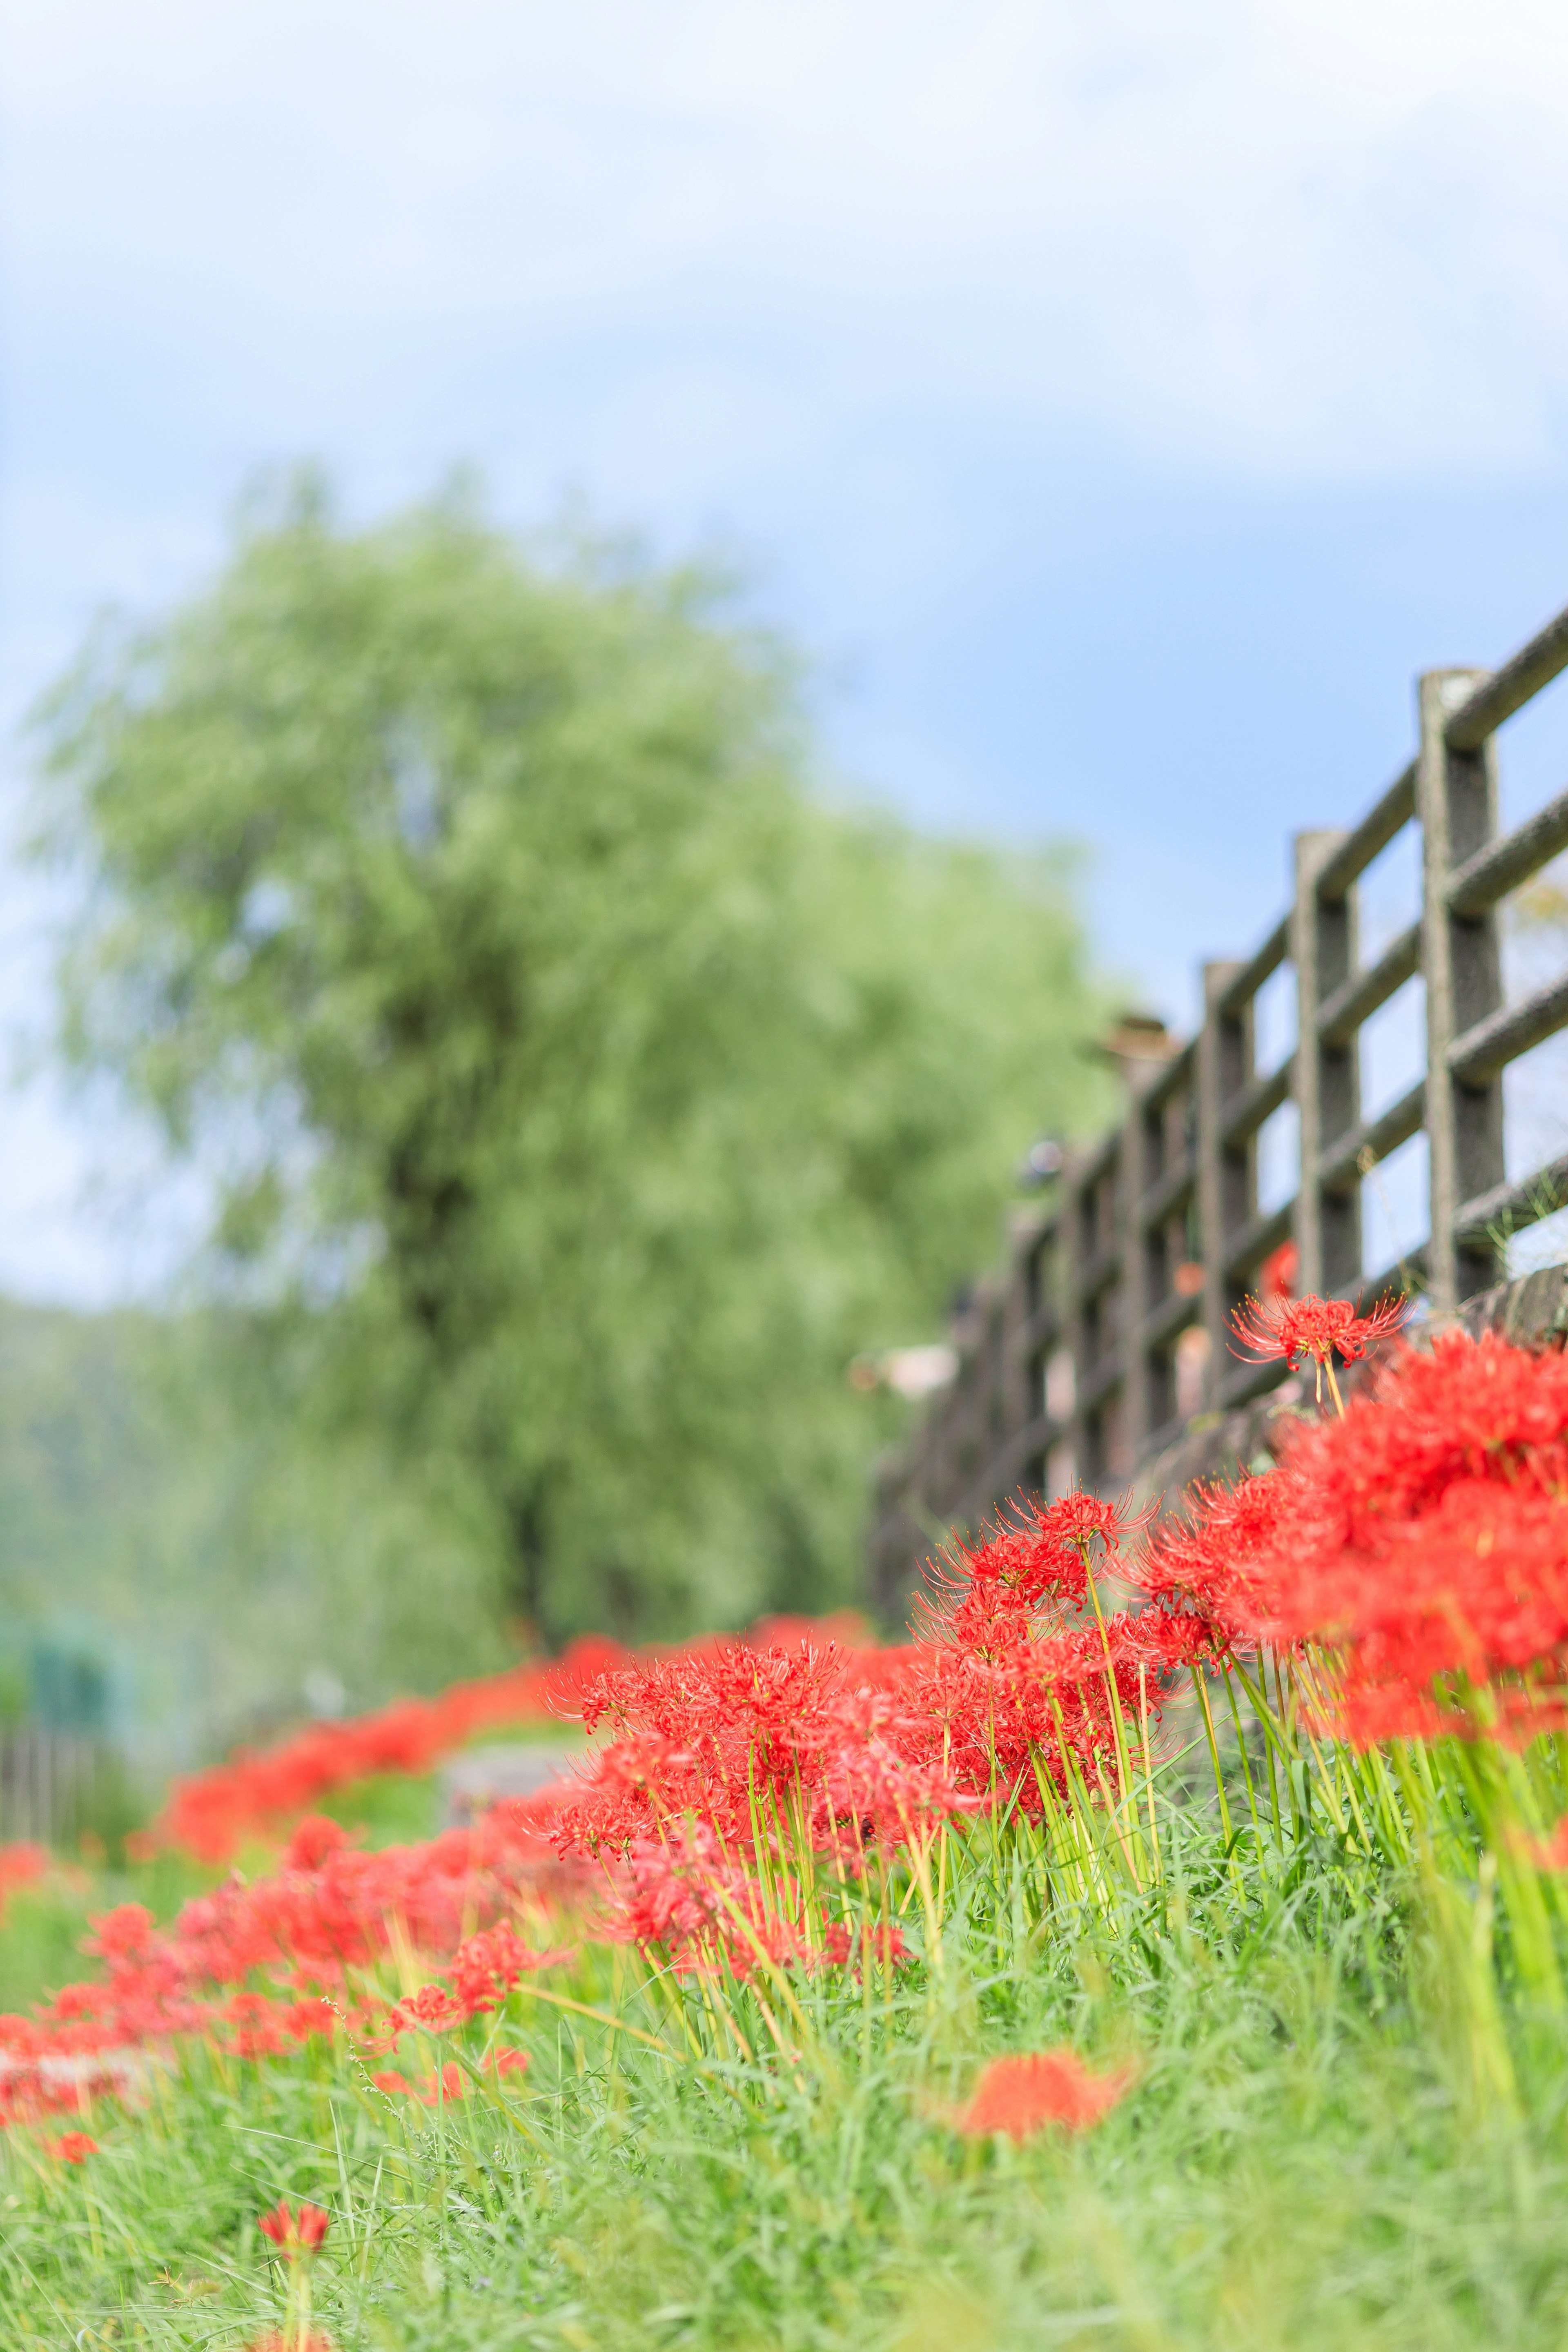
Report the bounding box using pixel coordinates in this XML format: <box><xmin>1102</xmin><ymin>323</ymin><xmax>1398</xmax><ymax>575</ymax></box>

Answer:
<box><xmin>0</xmin><ymin>1295</ymin><xmax>508</xmax><ymax>1763</ymax></box>
<box><xmin>31</xmin><ymin>483</ymin><xmax>1107</xmax><ymax>1642</ymax></box>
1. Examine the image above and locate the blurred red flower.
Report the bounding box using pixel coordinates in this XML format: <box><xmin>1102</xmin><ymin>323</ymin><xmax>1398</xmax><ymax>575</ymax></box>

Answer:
<box><xmin>51</xmin><ymin>2132</ymin><xmax>99</xmax><ymax>2164</ymax></box>
<box><xmin>955</xmin><ymin>2049</ymin><xmax>1134</xmax><ymax>2139</ymax></box>
<box><xmin>258</xmin><ymin>2197</ymin><xmax>330</xmax><ymax>2256</ymax></box>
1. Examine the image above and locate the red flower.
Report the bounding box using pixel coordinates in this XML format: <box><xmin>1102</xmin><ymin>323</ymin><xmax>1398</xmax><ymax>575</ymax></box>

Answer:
<box><xmin>1229</xmin><ymin>1290</ymin><xmax>1407</xmax><ymax>1393</ymax></box>
<box><xmin>1261</xmin><ymin>1239</ymin><xmax>1298</xmax><ymax>1301</ymax></box>
<box><xmin>416</xmin><ymin>2062</ymin><xmax>467</xmax><ymax>2104</ymax></box>
<box><xmin>283</xmin><ymin>1816</ymin><xmax>352</xmax><ymax>1873</ymax></box>
<box><xmin>917</xmin><ymin>1493</ymin><xmax>1135</xmax><ymax>1656</ymax></box>
<box><xmin>390</xmin><ymin>1985</ymin><xmax>467</xmax><ymax>2036</ymax></box>
<box><xmin>0</xmin><ymin>1842</ymin><xmax>47</xmax><ymax>1927</ymax></box>
<box><xmin>955</xmin><ymin>2049</ymin><xmax>1134</xmax><ymax>2139</ymax></box>
<box><xmin>490</xmin><ymin>2047</ymin><xmax>530</xmax><ymax>2078</ymax></box>
<box><xmin>258</xmin><ymin>2197</ymin><xmax>330</xmax><ymax>2256</ymax></box>
<box><xmin>51</xmin><ymin>2132</ymin><xmax>99</xmax><ymax>2164</ymax></box>
<box><xmin>1163</xmin><ymin>1331</ymin><xmax>1568</xmax><ymax>1744</ymax></box>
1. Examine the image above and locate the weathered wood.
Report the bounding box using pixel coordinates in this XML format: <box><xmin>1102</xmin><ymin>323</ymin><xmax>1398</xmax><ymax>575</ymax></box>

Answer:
<box><xmin>1448</xmin><ymin>971</ymin><xmax>1568</xmax><ymax>1086</ymax></box>
<box><xmin>1315</xmin><ymin>761</ymin><xmax>1417</xmax><ymax>902</ymax></box>
<box><xmin>1419</xmin><ymin>668</ymin><xmax>1506</xmax><ymax>1310</ymax></box>
<box><xmin>1196</xmin><ymin>960</ymin><xmax>1250</xmax><ymax>1407</ymax></box>
<box><xmin>0</xmin><ymin>1730</ymin><xmax>103</xmax><ymax>1844</ymax></box>
<box><xmin>1214</xmin><ymin>917</ymin><xmax>1288</xmax><ymax>1022</ymax></box>
<box><xmin>1454</xmin><ymin>1150</ymin><xmax>1568</xmax><ymax>1249</ymax></box>
<box><xmin>1221</xmin><ymin>1054</ymin><xmax>1294</xmax><ymax>1148</ymax></box>
<box><xmin>1120</xmin><ymin>1076</ymin><xmax>1158</xmax><ymax>1463</ymax></box>
<box><xmin>1446</xmin><ymin>606</ymin><xmax>1568</xmax><ymax>750</ymax></box>
<box><xmin>1223</xmin><ymin>1200</ymin><xmax>1296</xmax><ymax>1285</ymax></box>
<box><xmin>1317</xmin><ymin>921</ymin><xmax>1420</xmax><ymax>1047</ymax></box>
<box><xmin>1136</xmin><ymin>1153</ymin><xmax>1197</xmax><ymax>1232</ymax></box>
<box><xmin>1448</xmin><ymin>782</ymin><xmax>1568</xmax><ymax>916</ymax></box>
<box><xmin>1293</xmin><ymin>829</ymin><xmax>1359</xmax><ymax>1298</ymax></box>
<box><xmin>1318</xmin><ymin>1079</ymin><xmax>1427</xmax><ymax>1196</ymax></box>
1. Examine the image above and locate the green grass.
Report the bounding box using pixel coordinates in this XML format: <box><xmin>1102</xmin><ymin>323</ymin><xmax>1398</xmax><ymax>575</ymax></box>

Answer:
<box><xmin>0</xmin><ymin>1850</ymin><xmax>217</xmax><ymax>2017</ymax></box>
<box><xmin>5</xmin><ymin>1813</ymin><xmax>1568</xmax><ymax>2349</ymax></box>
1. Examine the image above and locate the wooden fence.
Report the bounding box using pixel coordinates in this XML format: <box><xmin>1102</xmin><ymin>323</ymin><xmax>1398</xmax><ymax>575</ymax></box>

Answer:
<box><xmin>0</xmin><ymin>1729</ymin><xmax>108</xmax><ymax>1846</ymax></box>
<box><xmin>871</xmin><ymin>599</ymin><xmax>1568</xmax><ymax>1610</ymax></box>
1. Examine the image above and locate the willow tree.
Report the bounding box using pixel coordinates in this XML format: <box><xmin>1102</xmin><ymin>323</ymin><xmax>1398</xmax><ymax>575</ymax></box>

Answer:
<box><xmin>32</xmin><ymin>483</ymin><xmax>1105</xmax><ymax>1645</ymax></box>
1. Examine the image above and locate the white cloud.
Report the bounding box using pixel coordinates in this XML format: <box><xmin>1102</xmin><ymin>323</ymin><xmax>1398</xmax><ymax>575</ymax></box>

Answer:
<box><xmin>5</xmin><ymin>0</ymin><xmax>1568</xmax><ymax>483</ymax></box>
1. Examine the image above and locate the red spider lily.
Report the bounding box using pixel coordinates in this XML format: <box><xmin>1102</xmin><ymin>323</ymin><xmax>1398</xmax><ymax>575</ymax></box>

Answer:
<box><xmin>446</xmin><ymin>1924</ymin><xmax>577</xmax><ymax>2016</ymax></box>
<box><xmin>954</xmin><ymin>2049</ymin><xmax>1134</xmax><ymax>2139</ymax></box>
<box><xmin>389</xmin><ymin>1986</ymin><xmax>468</xmax><ymax>2036</ymax></box>
<box><xmin>597</xmin><ymin>1822</ymin><xmax>902</xmax><ymax>1982</ymax></box>
<box><xmin>355</xmin><ymin>2060</ymin><xmax>478</xmax><ymax>2104</ymax></box>
<box><xmin>258</xmin><ymin>2198</ymin><xmax>330</xmax><ymax>2256</ymax></box>
<box><xmin>1261</xmin><ymin>1239</ymin><xmax>1298</xmax><ymax>1301</ymax></box>
<box><xmin>0</xmin><ymin>1842</ymin><xmax>46</xmax><ymax>1926</ymax></box>
<box><xmin>915</xmin><ymin>1492</ymin><xmax>1135</xmax><ymax>1655</ymax></box>
<box><xmin>1135</xmin><ymin>1470</ymin><xmax>1293</xmax><ymax>1650</ymax></box>
<box><xmin>550</xmin><ymin>1489</ymin><xmax>1212</xmax><ymax>1975</ymax></box>
<box><xmin>1229</xmin><ymin>1290</ymin><xmax>1407</xmax><ymax>1405</ymax></box>
<box><xmin>416</xmin><ymin>2062</ymin><xmax>467</xmax><ymax>2104</ymax></box>
<box><xmin>808</xmin><ymin>1711</ymin><xmax>985</xmax><ymax>1855</ymax></box>
<box><xmin>1153</xmin><ymin>1331</ymin><xmax>1568</xmax><ymax>1744</ymax></box>
<box><xmin>50</xmin><ymin>2132</ymin><xmax>99</xmax><ymax>2163</ymax></box>
<box><xmin>490</xmin><ymin>2047</ymin><xmax>530</xmax><ymax>2078</ymax></box>
<box><xmin>0</xmin><ymin>1513</ymin><xmax>1214</xmax><ymax>2102</ymax></box>
<box><xmin>153</xmin><ymin>1617</ymin><xmax>875</xmax><ymax>1861</ymax></box>
<box><xmin>0</xmin><ymin>1790</ymin><xmax>583</xmax><ymax>2103</ymax></box>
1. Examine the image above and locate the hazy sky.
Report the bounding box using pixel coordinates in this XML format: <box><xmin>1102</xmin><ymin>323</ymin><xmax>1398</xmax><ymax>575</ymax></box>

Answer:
<box><xmin>6</xmin><ymin>0</ymin><xmax>1568</xmax><ymax>1302</ymax></box>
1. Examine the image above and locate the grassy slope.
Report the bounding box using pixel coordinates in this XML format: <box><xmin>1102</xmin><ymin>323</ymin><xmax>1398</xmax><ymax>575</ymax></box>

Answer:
<box><xmin>4</xmin><ymin>1825</ymin><xmax>1567</xmax><ymax>2350</ymax></box>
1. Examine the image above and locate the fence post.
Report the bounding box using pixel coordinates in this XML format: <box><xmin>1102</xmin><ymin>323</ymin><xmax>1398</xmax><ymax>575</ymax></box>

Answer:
<box><xmin>998</xmin><ymin>1227</ymin><xmax>1032</xmax><ymax>1482</ymax></box>
<box><xmin>1120</xmin><ymin>1079</ymin><xmax>1155</xmax><ymax>1461</ymax></box>
<box><xmin>1418</xmin><ymin>668</ymin><xmax>1507</xmax><ymax>1314</ymax></box>
<box><xmin>1292</xmin><ymin>829</ymin><xmax>1358</xmax><ymax>1297</ymax></box>
<box><xmin>1196</xmin><ymin>960</ymin><xmax>1249</xmax><ymax>1403</ymax></box>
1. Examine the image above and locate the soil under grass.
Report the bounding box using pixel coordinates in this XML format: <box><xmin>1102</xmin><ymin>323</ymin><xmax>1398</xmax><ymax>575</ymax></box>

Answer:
<box><xmin>4</xmin><ymin>1820</ymin><xmax>1567</xmax><ymax>2351</ymax></box>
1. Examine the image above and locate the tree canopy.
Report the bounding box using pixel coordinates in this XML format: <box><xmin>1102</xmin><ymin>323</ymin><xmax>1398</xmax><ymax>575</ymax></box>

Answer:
<box><xmin>32</xmin><ymin>485</ymin><xmax>1107</xmax><ymax>1646</ymax></box>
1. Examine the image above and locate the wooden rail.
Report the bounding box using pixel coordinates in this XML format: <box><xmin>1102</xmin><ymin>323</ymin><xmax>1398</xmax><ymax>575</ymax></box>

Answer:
<box><xmin>0</xmin><ymin>1730</ymin><xmax>108</xmax><ymax>1845</ymax></box>
<box><xmin>871</xmin><ymin>606</ymin><xmax>1568</xmax><ymax>1613</ymax></box>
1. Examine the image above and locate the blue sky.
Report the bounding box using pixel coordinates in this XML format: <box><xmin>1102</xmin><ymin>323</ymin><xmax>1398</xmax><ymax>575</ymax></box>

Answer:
<box><xmin>5</xmin><ymin>0</ymin><xmax>1568</xmax><ymax>1303</ymax></box>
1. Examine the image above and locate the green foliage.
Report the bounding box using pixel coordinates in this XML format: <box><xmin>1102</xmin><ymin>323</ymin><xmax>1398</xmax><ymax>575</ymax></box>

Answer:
<box><xmin>32</xmin><ymin>482</ymin><xmax>1107</xmax><ymax>1641</ymax></box>
<box><xmin>7</xmin><ymin>1820</ymin><xmax>1568</xmax><ymax>2346</ymax></box>
<box><xmin>0</xmin><ymin>1296</ymin><xmax>517</xmax><ymax>1764</ymax></box>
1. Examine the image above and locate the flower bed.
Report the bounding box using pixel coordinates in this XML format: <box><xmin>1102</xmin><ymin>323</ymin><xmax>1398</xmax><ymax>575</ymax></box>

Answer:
<box><xmin>9</xmin><ymin>1313</ymin><xmax>1568</xmax><ymax>2348</ymax></box>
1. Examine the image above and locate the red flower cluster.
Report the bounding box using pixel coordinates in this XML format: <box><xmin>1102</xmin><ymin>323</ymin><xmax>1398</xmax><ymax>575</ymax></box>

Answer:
<box><xmin>601</xmin><ymin>1822</ymin><xmax>909</xmax><ymax>1982</ymax></box>
<box><xmin>155</xmin><ymin>1616</ymin><xmax>876</xmax><ymax>1859</ymax></box>
<box><xmin>153</xmin><ymin>1635</ymin><xmax>626</xmax><ymax>1859</ymax></box>
<box><xmin>0</xmin><ymin>1802</ymin><xmax>579</xmax><ymax>2100</ymax></box>
<box><xmin>1145</xmin><ymin>1331</ymin><xmax>1568</xmax><ymax>1743</ymax></box>
<box><xmin>955</xmin><ymin>2049</ymin><xmax>1134</xmax><ymax>2138</ymax></box>
<box><xmin>551</xmin><ymin>1496</ymin><xmax>1214</xmax><ymax>1968</ymax></box>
